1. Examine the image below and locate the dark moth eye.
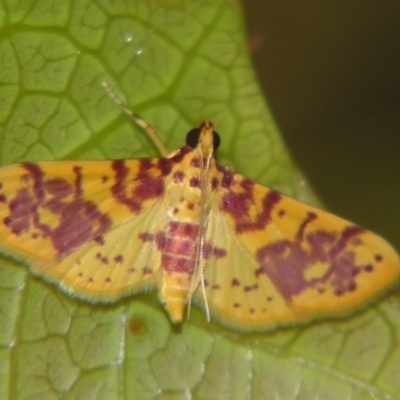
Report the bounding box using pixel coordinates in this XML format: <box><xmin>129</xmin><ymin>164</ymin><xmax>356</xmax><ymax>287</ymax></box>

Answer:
<box><xmin>186</xmin><ymin>128</ymin><xmax>201</xmax><ymax>148</ymax></box>
<box><xmin>185</xmin><ymin>127</ymin><xmax>221</xmax><ymax>150</ymax></box>
<box><xmin>213</xmin><ymin>131</ymin><xmax>221</xmax><ymax>150</ymax></box>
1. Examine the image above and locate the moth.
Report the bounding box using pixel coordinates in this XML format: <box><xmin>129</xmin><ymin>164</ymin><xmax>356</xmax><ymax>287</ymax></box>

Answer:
<box><xmin>0</xmin><ymin>83</ymin><xmax>399</xmax><ymax>331</ymax></box>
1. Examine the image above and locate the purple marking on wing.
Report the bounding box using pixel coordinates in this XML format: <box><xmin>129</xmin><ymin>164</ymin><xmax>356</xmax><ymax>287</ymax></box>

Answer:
<box><xmin>222</xmin><ymin>187</ymin><xmax>249</xmax><ymax>217</ymax></box>
<box><xmin>213</xmin><ymin>247</ymin><xmax>227</xmax><ymax>258</ymax></box>
<box><xmin>44</xmin><ymin>178</ymin><xmax>73</xmax><ymax>198</ymax></box>
<box><xmin>278</xmin><ymin>209</ymin><xmax>286</xmax><ymax>217</ymax></box>
<box><xmin>231</xmin><ymin>278</ymin><xmax>240</xmax><ymax>286</ymax></box>
<box><xmin>139</xmin><ymin>159</ymin><xmax>154</xmax><ymax>173</ymax></box>
<box><xmin>0</xmin><ymin>182</ymin><xmax>2</xmax><ymax>189</ymax></box>
<box><xmin>157</xmin><ymin>158</ymin><xmax>173</xmax><ymax>176</ymax></box>
<box><xmin>233</xmin><ymin>303</ymin><xmax>240</xmax><ymax>308</ymax></box>
<box><xmin>111</xmin><ymin>159</ymin><xmax>165</xmax><ymax>213</ymax></box>
<box><xmin>0</xmin><ymin>194</ymin><xmax>7</xmax><ymax>203</ymax></box>
<box><xmin>23</xmin><ymin>163</ymin><xmax>45</xmax><ymax>199</ymax></box>
<box><xmin>155</xmin><ymin>232</ymin><xmax>165</xmax><ymax>248</ymax></box>
<box><xmin>96</xmin><ymin>252</ymin><xmax>109</xmax><ymax>264</ymax></box>
<box><xmin>73</xmin><ymin>166</ymin><xmax>83</xmax><ymax>198</ymax></box>
<box><xmin>329</xmin><ymin>226</ymin><xmax>365</xmax><ymax>259</ymax></box>
<box><xmin>187</xmin><ymin>203</ymin><xmax>194</xmax><ymax>210</ymax></box>
<box><xmin>348</xmin><ymin>281</ymin><xmax>356</xmax><ymax>291</ymax></box>
<box><xmin>256</xmin><ymin>226</ymin><xmax>370</xmax><ymax>301</ymax></box>
<box><xmin>114</xmin><ymin>255</ymin><xmax>124</xmax><ymax>263</ymax></box>
<box><xmin>211</xmin><ymin>177</ymin><xmax>219</xmax><ymax>190</ymax></box>
<box><xmin>242</xmin><ymin>284</ymin><xmax>259</xmax><ymax>292</ymax></box>
<box><xmin>190</xmin><ymin>176</ymin><xmax>200</xmax><ymax>188</ymax></box>
<box><xmin>220</xmin><ymin>168</ymin><xmax>234</xmax><ymax>188</ymax></box>
<box><xmin>3</xmin><ymin>163</ymin><xmax>112</xmax><ymax>257</ymax></box>
<box><xmin>173</xmin><ymin>171</ymin><xmax>184</xmax><ymax>183</ymax></box>
<box><xmin>143</xmin><ymin>266</ymin><xmax>153</xmax><ymax>275</ymax></box>
<box><xmin>202</xmin><ymin>242</ymin><xmax>227</xmax><ymax>260</ymax></box>
<box><xmin>364</xmin><ymin>265</ymin><xmax>373</xmax><ymax>272</ymax></box>
<box><xmin>191</xmin><ymin>157</ymin><xmax>200</xmax><ymax>168</ymax></box>
<box><xmin>203</xmin><ymin>243</ymin><xmax>212</xmax><ymax>259</ymax></box>
<box><xmin>223</xmin><ymin>180</ymin><xmax>282</xmax><ymax>233</ymax></box>
<box><xmin>133</xmin><ymin>175</ymin><xmax>164</xmax><ymax>200</ymax></box>
<box><xmin>101</xmin><ymin>175</ymin><xmax>108</xmax><ymax>183</ymax></box>
<box><xmin>375</xmin><ymin>254</ymin><xmax>383</xmax><ymax>262</ymax></box>
<box><xmin>111</xmin><ymin>160</ymin><xmax>140</xmax><ymax>213</ymax></box>
<box><xmin>139</xmin><ymin>232</ymin><xmax>154</xmax><ymax>242</ymax></box>
<box><xmin>297</xmin><ymin>212</ymin><xmax>318</xmax><ymax>241</ymax></box>
<box><xmin>241</xmin><ymin>178</ymin><xmax>253</xmax><ymax>191</ymax></box>
<box><xmin>105</xmin><ymin>277</ymin><xmax>111</xmax><ymax>282</ymax></box>
<box><xmin>5</xmin><ymin>184</ymin><xmax>51</xmax><ymax>236</ymax></box>
<box><xmin>51</xmin><ymin>201</ymin><xmax>112</xmax><ymax>256</ymax></box>
<box><xmin>3</xmin><ymin>163</ymin><xmax>51</xmax><ymax>236</ymax></box>
<box><xmin>20</xmin><ymin>173</ymin><xmax>29</xmax><ymax>183</ymax></box>
<box><xmin>95</xmin><ymin>236</ymin><xmax>105</xmax><ymax>246</ymax></box>
<box><xmin>212</xmin><ymin>284</ymin><xmax>221</xmax><ymax>290</ymax></box>
<box><xmin>170</xmin><ymin>147</ymin><xmax>190</xmax><ymax>164</ymax></box>
<box><xmin>306</xmin><ymin>230</ymin><xmax>336</xmax><ymax>260</ymax></box>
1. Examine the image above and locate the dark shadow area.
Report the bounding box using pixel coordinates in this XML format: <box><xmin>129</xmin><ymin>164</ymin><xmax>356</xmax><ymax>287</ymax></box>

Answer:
<box><xmin>243</xmin><ymin>1</ymin><xmax>400</xmax><ymax>248</ymax></box>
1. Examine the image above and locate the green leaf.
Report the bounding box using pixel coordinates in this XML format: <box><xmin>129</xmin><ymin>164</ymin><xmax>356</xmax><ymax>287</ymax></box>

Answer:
<box><xmin>0</xmin><ymin>1</ymin><xmax>399</xmax><ymax>399</ymax></box>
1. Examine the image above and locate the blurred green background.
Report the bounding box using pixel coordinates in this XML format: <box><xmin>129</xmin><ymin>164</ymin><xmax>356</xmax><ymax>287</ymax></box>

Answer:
<box><xmin>243</xmin><ymin>1</ymin><xmax>400</xmax><ymax>250</ymax></box>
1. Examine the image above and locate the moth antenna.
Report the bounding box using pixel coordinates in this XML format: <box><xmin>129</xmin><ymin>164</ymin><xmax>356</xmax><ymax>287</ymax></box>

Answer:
<box><xmin>198</xmin><ymin>163</ymin><xmax>212</xmax><ymax>323</ymax></box>
<box><xmin>101</xmin><ymin>81</ymin><xmax>168</xmax><ymax>157</ymax></box>
<box><xmin>187</xmin><ymin>147</ymin><xmax>212</xmax><ymax>323</ymax></box>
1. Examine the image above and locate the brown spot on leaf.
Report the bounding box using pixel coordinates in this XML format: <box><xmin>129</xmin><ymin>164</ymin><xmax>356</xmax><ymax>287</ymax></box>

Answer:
<box><xmin>129</xmin><ymin>317</ymin><xmax>145</xmax><ymax>335</ymax></box>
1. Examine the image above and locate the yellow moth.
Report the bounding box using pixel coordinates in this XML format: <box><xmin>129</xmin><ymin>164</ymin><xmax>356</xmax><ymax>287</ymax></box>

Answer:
<box><xmin>0</xmin><ymin>83</ymin><xmax>399</xmax><ymax>331</ymax></box>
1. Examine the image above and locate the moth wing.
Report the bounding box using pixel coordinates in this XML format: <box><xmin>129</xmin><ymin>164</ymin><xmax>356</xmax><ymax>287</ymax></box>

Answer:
<box><xmin>195</xmin><ymin>171</ymin><xmax>400</xmax><ymax>331</ymax></box>
<box><xmin>0</xmin><ymin>159</ymin><xmax>169</xmax><ymax>301</ymax></box>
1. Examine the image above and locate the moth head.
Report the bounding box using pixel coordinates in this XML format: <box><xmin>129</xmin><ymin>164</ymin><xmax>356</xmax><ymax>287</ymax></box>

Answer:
<box><xmin>186</xmin><ymin>121</ymin><xmax>221</xmax><ymax>154</ymax></box>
